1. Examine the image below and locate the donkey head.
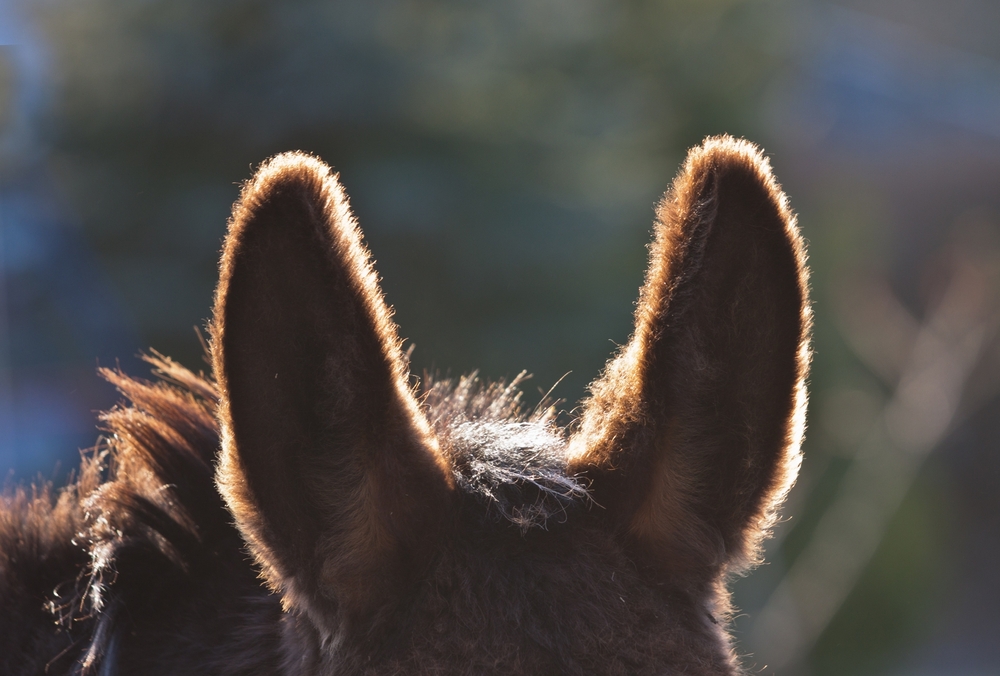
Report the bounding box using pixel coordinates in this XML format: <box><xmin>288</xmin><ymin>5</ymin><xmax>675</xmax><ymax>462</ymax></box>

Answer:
<box><xmin>212</xmin><ymin>136</ymin><xmax>810</xmax><ymax>675</ymax></box>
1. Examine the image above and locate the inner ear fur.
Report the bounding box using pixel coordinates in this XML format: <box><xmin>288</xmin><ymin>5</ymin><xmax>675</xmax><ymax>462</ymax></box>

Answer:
<box><xmin>212</xmin><ymin>152</ymin><xmax>453</xmax><ymax>633</ymax></box>
<box><xmin>569</xmin><ymin>136</ymin><xmax>811</xmax><ymax>579</ymax></box>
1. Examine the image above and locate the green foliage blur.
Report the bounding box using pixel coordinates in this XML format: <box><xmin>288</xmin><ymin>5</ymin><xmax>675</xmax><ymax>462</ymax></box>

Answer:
<box><xmin>22</xmin><ymin>0</ymin><xmax>800</xmax><ymax>395</ymax></box>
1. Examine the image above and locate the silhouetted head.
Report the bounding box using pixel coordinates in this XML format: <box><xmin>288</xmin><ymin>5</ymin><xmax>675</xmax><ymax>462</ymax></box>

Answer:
<box><xmin>212</xmin><ymin>137</ymin><xmax>811</xmax><ymax>674</ymax></box>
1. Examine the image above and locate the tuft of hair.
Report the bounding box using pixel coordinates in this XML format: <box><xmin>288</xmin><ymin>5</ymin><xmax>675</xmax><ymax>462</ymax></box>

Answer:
<box><xmin>2</xmin><ymin>354</ymin><xmax>284</xmax><ymax>675</ymax></box>
<box><xmin>76</xmin><ymin>354</ymin><xmax>233</xmax><ymax>672</ymax></box>
<box><xmin>0</xmin><ymin>456</ymin><xmax>102</xmax><ymax>675</ymax></box>
<box><xmin>423</xmin><ymin>372</ymin><xmax>589</xmax><ymax>532</ymax></box>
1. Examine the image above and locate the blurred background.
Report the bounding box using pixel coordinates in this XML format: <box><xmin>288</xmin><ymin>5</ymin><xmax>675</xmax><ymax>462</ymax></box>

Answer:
<box><xmin>1</xmin><ymin>0</ymin><xmax>999</xmax><ymax>673</ymax></box>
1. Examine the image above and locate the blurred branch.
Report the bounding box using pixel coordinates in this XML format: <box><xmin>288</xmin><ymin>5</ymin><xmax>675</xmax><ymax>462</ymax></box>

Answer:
<box><xmin>748</xmin><ymin>243</ymin><xmax>1000</xmax><ymax>672</ymax></box>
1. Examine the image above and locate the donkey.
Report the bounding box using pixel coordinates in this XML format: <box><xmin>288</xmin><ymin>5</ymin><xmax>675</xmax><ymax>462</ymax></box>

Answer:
<box><xmin>0</xmin><ymin>135</ymin><xmax>810</xmax><ymax>675</ymax></box>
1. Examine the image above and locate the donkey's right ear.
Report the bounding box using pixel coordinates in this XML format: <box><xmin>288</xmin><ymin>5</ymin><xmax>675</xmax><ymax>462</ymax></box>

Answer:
<box><xmin>212</xmin><ymin>153</ymin><xmax>453</xmax><ymax>636</ymax></box>
<box><xmin>569</xmin><ymin>137</ymin><xmax>810</xmax><ymax>580</ymax></box>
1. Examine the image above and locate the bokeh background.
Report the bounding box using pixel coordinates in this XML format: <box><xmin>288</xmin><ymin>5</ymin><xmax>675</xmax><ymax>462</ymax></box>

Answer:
<box><xmin>2</xmin><ymin>1</ymin><xmax>999</xmax><ymax>673</ymax></box>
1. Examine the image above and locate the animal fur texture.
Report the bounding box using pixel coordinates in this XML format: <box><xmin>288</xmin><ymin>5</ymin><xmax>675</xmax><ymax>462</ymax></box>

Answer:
<box><xmin>0</xmin><ymin>136</ymin><xmax>811</xmax><ymax>675</ymax></box>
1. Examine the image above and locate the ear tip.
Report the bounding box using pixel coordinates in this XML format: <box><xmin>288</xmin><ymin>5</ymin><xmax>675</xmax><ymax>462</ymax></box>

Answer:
<box><xmin>693</xmin><ymin>134</ymin><xmax>810</xmax><ymax>283</ymax></box>
<box><xmin>684</xmin><ymin>135</ymin><xmax>779</xmax><ymax>191</ymax></box>
<box><xmin>227</xmin><ymin>151</ymin><xmax>347</xmax><ymax>232</ymax></box>
<box><xmin>241</xmin><ymin>151</ymin><xmax>339</xmax><ymax>204</ymax></box>
<box><xmin>222</xmin><ymin>150</ymin><xmax>356</xmax><ymax>262</ymax></box>
<box><xmin>216</xmin><ymin>150</ymin><xmax>357</xmax><ymax>346</ymax></box>
<box><xmin>667</xmin><ymin>136</ymin><xmax>798</xmax><ymax>240</ymax></box>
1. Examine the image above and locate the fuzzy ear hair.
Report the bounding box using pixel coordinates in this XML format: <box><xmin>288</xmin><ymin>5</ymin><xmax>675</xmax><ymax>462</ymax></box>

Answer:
<box><xmin>212</xmin><ymin>153</ymin><xmax>453</xmax><ymax>635</ymax></box>
<box><xmin>568</xmin><ymin>137</ymin><xmax>811</xmax><ymax>578</ymax></box>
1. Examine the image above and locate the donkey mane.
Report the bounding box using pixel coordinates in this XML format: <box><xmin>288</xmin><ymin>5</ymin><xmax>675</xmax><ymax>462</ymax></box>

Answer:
<box><xmin>1</xmin><ymin>355</ymin><xmax>251</xmax><ymax>674</ymax></box>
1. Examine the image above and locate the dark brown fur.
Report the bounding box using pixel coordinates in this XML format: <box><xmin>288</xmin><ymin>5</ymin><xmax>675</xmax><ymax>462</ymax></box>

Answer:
<box><xmin>0</xmin><ymin>136</ymin><xmax>810</xmax><ymax>675</ymax></box>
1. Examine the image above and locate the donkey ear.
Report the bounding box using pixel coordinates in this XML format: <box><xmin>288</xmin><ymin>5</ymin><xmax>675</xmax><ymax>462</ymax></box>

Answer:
<box><xmin>568</xmin><ymin>137</ymin><xmax>810</xmax><ymax>578</ymax></box>
<box><xmin>212</xmin><ymin>153</ymin><xmax>453</xmax><ymax>634</ymax></box>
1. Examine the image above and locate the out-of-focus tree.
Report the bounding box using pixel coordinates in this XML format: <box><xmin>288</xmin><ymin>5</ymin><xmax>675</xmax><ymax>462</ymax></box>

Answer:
<box><xmin>24</xmin><ymin>0</ymin><xmax>796</xmax><ymax>391</ymax></box>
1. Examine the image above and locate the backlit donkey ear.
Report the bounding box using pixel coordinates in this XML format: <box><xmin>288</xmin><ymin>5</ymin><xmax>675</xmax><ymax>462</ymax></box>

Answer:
<box><xmin>212</xmin><ymin>153</ymin><xmax>453</xmax><ymax>635</ymax></box>
<box><xmin>569</xmin><ymin>137</ymin><xmax>811</xmax><ymax>579</ymax></box>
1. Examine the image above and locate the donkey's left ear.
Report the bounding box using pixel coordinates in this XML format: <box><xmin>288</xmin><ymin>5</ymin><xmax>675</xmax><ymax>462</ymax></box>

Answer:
<box><xmin>569</xmin><ymin>137</ymin><xmax>811</xmax><ymax>579</ymax></box>
<box><xmin>212</xmin><ymin>153</ymin><xmax>453</xmax><ymax>635</ymax></box>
